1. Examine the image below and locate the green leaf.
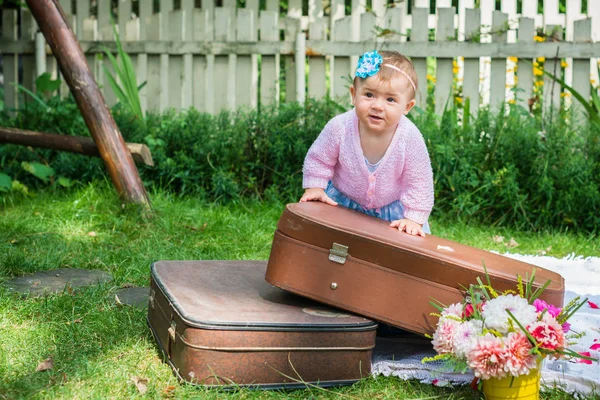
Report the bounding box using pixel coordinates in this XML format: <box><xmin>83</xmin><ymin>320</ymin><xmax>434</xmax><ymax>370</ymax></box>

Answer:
<box><xmin>21</xmin><ymin>162</ymin><xmax>55</xmax><ymax>183</ymax></box>
<box><xmin>57</xmin><ymin>176</ymin><xmax>73</xmax><ymax>188</ymax></box>
<box><xmin>0</xmin><ymin>173</ymin><xmax>12</xmax><ymax>192</ymax></box>
<box><xmin>14</xmin><ymin>84</ymin><xmax>50</xmax><ymax>111</ymax></box>
<box><xmin>102</xmin><ymin>65</ymin><xmax>129</xmax><ymax>106</ymax></box>
<box><xmin>35</xmin><ymin>72</ymin><xmax>61</xmax><ymax>94</ymax></box>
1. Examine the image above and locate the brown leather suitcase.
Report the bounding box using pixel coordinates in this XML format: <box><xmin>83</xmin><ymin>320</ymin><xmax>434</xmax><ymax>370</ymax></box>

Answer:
<box><xmin>265</xmin><ymin>202</ymin><xmax>565</xmax><ymax>335</ymax></box>
<box><xmin>147</xmin><ymin>260</ymin><xmax>377</xmax><ymax>388</ymax></box>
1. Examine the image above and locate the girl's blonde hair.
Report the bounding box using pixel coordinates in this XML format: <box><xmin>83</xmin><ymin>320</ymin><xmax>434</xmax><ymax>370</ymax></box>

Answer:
<box><xmin>354</xmin><ymin>51</ymin><xmax>418</xmax><ymax>99</ymax></box>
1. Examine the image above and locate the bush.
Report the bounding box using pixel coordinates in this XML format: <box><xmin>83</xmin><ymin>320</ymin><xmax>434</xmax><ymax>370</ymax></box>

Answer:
<box><xmin>1</xmin><ymin>97</ymin><xmax>598</xmax><ymax>233</ymax></box>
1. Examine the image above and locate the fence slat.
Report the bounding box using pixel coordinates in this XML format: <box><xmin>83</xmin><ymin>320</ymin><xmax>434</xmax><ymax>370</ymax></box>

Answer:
<box><xmin>435</xmin><ymin>7</ymin><xmax>455</xmax><ymax>114</ymax></box>
<box><xmin>588</xmin><ymin>0</ymin><xmax>600</xmax><ymax>86</ymax></box>
<box><xmin>458</xmin><ymin>0</ymin><xmax>474</xmax><ymax>41</ymax></box>
<box><xmin>309</xmin><ymin>0</ymin><xmax>323</xmax><ymax>21</ymax></box>
<box><xmin>308</xmin><ymin>18</ymin><xmax>327</xmax><ymax>99</ymax></box>
<box><xmin>463</xmin><ymin>8</ymin><xmax>480</xmax><ymax>113</ymax></box>
<box><xmin>21</xmin><ymin>9</ymin><xmax>37</xmax><ymax>94</ymax></box>
<box><xmin>145</xmin><ymin>13</ymin><xmax>163</xmax><ymax>113</ymax></box>
<box><xmin>331</xmin><ymin>17</ymin><xmax>352</xmax><ymax>100</ymax></box>
<box><xmin>522</xmin><ymin>0</ymin><xmax>538</xmax><ymax>18</ymax></box>
<box><xmin>237</xmin><ymin>9</ymin><xmax>258</xmax><ymax>109</ymax></box>
<box><xmin>75</xmin><ymin>0</ymin><xmax>90</xmax><ymax>39</ymax></box>
<box><xmin>260</xmin><ymin>11</ymin><xmax>280</xmax><ymax>106</ymax></box>
<box><xmin>517</xmin><ymin>17</ymin><xmax>535</xmax><ymax>109</ymax></box>
<box><xmin>383</xmin><ymin>8</ymin><xmax>405</xmax><ymax>43</ymax></box>
<box><xmin>411</xmin><ymin>8</ymin><xmax>429</xmax><ymax>109</ymax></box>
<box><xmin>266</xmin><ymin>0</ymin><xmax>278</xmax><ymax>13</ymax></box>
<box><xmin>213</xmin><ymin>8</ymin><xmax>236</xmax><ymax>111</ymax></box>
<box><xmin>372</xmin><ymin>0</ymin><xmax>387</xmax><ymax>28</ymax></box>
<box><xmin>162</xmin><ymin>0</ymin><xmax>174</xmax><ymax>12</ymax></box>
<box><xmin>2</xmin><ymin>10</ymin><xmax>19</xmax><ymax>112</ymax></box>
<box><xmin>572</xmin><ymin>18</ymin><xmax>592</xmax><ymax>120</ymax></box>
<box><xmin>137</xmin><ymin>2</ymin><xmax>152</xmax><ymax>114</ymax></box>
<box><xmin>490</xmin><ymin>11</ymin><xmax>508</xmax><ymax>110</ymax></box>
<box><xmin>330</xmin><ymin>0</ymin><xmax>345</xmax><ymax>36</ymax></box>
<box><xmin>83</xmin><ymin>17</ymin><xmax>99</xmax><ymax>94</ymax></box>
<box><xmin>288</xmin><ymin>0</ymin><xmax>302</xmax><ymax>19</ymax></box>
<box><xmin>543</xmin><ymin>0</ymin><xmax>561</xmax><ymax>26</ymax></box>
<box><xmin>543</xmin><ymin>25</ymin><xmax>563</xmax><ymax>113</ymax></box>
<box><xmin>284</xmin><ymin>17</ymin><xmax>300</xmax><ymax>102</ymax></box>
<box><xmin>192</xmin><ymin>10</ymin><xmax>211</xmax><ymax>113</ymax></box>
<box><xmin>59</xmin><ymin>0</ymin><xmax>72</xmax><ymax>15</ymax></box>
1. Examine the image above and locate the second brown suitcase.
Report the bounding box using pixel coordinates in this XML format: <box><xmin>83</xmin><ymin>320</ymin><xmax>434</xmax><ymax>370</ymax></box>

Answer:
<box><xmin>265</xmin><ymin>202</ymin><xmax>565</xmax><ymax>335</ymax></box>
<box><xmin>147</xmin><ymin>260</ymin><xmax>377</xmax><ymax>388</ymax></box>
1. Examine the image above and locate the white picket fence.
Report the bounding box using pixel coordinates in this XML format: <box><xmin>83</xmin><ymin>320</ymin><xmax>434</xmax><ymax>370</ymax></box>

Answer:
<box><xmin>1</xmin><ymin>0</ymin><xmax>600</xmax><ymax>116</ymax></box>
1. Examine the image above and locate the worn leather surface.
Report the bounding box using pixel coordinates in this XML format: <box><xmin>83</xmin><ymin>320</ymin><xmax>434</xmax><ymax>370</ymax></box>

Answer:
<box><xmin>151</xmin><ymin>260</ymin><xmax>375</xmax><ymax>328</ymax></box>
<box><xmin>266</xmin><ymin>202</ymin><xmax>565</xmax><ymax>335</ymax></box>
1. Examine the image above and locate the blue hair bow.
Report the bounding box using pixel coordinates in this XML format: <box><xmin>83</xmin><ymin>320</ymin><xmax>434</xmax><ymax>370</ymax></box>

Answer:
<box><xmin>355</xmin><ymin>50</ymin><xmax>383</xmax><ymax>78</ymax></box>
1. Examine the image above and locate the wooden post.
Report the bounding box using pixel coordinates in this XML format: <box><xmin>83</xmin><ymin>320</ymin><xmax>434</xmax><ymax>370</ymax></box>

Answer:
<box><xmin>24</xmin><ymin>0</ymin><xmax>150</xmax><ymax>207</ymax></box>
<box><xmin>0</xmin><ymin>127</ymin><xmax>154</xmax><ymax>167</ymax></box>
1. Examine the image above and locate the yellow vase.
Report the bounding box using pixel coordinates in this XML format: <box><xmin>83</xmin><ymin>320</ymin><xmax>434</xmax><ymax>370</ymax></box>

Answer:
<box><xmin>481</xmin><ymin>369</ymin><xmax>541</xmax><ymax>400</ymax></box>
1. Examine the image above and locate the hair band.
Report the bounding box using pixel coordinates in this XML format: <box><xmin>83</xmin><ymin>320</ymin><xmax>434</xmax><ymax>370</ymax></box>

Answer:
<box><xmin>382</xmin><ymin>64</ymin><xmax>417</xmax><ymax>94</ymax></box>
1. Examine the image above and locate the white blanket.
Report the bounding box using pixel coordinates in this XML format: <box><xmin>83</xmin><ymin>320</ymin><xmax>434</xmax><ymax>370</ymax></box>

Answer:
<box><xmin>371</xmin><ymin>253</ymin><xmax>600</xmax><ymax>396</ymax></box>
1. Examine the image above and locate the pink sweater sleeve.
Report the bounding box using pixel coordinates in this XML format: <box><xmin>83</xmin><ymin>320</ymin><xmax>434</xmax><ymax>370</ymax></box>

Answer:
<box><xmin>302</xmin><ymin>119</ymin><xmax>341</xmax><ymax>189</ymax></box>
<box><xmin>399</xmin><ymin>131</ymin><xmax>434</xmax><ymax>224</ymax></box>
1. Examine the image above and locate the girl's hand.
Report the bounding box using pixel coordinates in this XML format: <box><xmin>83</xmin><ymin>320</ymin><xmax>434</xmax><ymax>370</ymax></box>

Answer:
<box><xmin>390</xmin><ymin>218</ymin><xmax>426</xmax><ymax>237</ymax></box>
<box><xmin>300</xmin><ymin>188</ymin><xmax>338</xmax><ymax>206</ymax></box>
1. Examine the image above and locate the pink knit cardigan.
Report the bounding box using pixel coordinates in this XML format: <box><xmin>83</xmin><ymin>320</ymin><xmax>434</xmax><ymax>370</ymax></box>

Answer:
<box><xmin>302</xmin><ymin>109</ymin><xmax>434</xmax><ymax>224</ymax></box>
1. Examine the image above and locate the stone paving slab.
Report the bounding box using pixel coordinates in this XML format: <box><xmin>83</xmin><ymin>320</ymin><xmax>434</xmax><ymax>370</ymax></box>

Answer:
<box><xmin>4</xmin><ymin>268</ymin><xmax>113</xmax><ymax>297</ymax></box>
<box><xmin>114</xmin><ymin>287</ymin><xmax>149</xmax><ymax>308</ymax></box>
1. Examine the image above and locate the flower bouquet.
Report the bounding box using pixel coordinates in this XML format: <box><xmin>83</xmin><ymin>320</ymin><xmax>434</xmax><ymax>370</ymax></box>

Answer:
<box><xmin>424</xmin><ymin>267</ymin><xmax>597</xmax><ymax>399</ymax></box>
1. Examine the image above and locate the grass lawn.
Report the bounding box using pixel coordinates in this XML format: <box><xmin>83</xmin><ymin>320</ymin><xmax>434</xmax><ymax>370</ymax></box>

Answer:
<box><xmin>0</xmin><ymin>183</ymin><xmax>597</xmax><ymax>399</ymax></box>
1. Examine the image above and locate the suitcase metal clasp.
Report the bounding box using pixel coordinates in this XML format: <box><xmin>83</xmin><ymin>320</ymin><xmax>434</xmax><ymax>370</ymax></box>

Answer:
<box><xmin>168</xmin><ymin>321</ymin><xmax>177</xmax><ymax>342</ymax></box>
<box><xmin>329</xmin><ymin>243</ymin><xmax>348</xmax><ymax>264</ymax></box>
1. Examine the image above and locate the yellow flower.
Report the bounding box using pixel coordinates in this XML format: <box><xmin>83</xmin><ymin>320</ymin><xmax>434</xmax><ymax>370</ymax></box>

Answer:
<box><xmin>453</xmin><ymin>67</ymin><xmax>459</xmax><ymax>74</ymax></box>
<box><xmin>537</xmin><ymin>56</ymin><xmax>545</xmax><ymax>63</ymax></box>
<box><xmin>533</xmin><ymin>67</ymin><xmax>543</xmax><ymax>76</ymax></box>
<box><xmin>591</xmin><ymin>79</ymin><xmax>596</xmax><ymax>86</ymax></box>
<box><xmin>508</xmin><ymin>99</ymin><xmax>516</xmax><ymax>104</ymax></box>
<box><xmin>561</xmin><ymin>60</ymin><xmax>569</xmax><ymax>68</ymax></box>
<box><xmin>560</xmin><ymin>92</ymin><xmax>571</xmax><ymax>98</ymax></box>
<box><xmin>453</xmin><ymin>60</ymin><xmax>459</xmax><ymax>68</ymax></box>
<box><xmin>455</xmin><ymin>97</ymin><xmax>463</xmax><ymax>104</ymax></box>
<box><xmin>534</xmin><ymin>35</ymin><xmax>545</xmax><ymax>42</ymax></box>
<box><xmin>506</xmin><ymin>68</ymin><xmax>514</xmax><ymax>73</ymax></box>
<box><xmin>535</xmin><ymin>80</ymin><xmax>544</xmax><ymax>87</ymax></box>
<box><xmin>508</xmin><ymin>56</ymin><xmax>518</xmax><ymax>63</ymax></box>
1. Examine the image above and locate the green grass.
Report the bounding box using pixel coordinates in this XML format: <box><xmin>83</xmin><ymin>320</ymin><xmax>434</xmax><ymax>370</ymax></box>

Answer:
<box><xmin>0</xmin><ymin>183</ymin><xmax>597</xmax><ymax>399</ymax></box>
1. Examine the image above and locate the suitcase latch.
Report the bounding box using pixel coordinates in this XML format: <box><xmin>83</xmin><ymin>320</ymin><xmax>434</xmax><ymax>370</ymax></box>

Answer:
<box><xmin>329</xmin><ymin>243</ymin><xmax>348</xmax><ymax>264</ymax></box>
<box><xmin>168</xmin><ymin>321</ymin><xmax>177</xmax><ymax>343</ymax></box>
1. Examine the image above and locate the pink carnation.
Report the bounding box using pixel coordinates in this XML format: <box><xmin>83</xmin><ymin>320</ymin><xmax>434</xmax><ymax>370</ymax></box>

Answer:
<box><xmin>528</xmin><ymin>316</ymin><xmax>566</xmax><ymax>351</ymax></box>
<box><xmin>533</xmin><ymin>299</ymin><xmax>561</xmax><ymax>318</ymax></box>
<box><xmin>467</xmin><ymin>333</ymin><xmax>508</xmax><ymax>380</ymax></box>
<box><xmin>503</xmin><ymin>332</ymin><xmax>538</xmax><ymax>376</ymax></box>
<box><xmin>432</xmin><ymin>318</ymin><xmax>460</xmax><ymax>354</ymax></box>
<box><xmin>442</xmin><ymin>303</ymin><xmax>463</xmax><ymax>318</ymax></box>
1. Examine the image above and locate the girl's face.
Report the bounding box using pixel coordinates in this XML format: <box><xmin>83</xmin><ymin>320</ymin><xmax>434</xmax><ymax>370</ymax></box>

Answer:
<box><xmin>350</xmin><ymin>74</ymin><xmax>416</xmax><ymax>137</ymax></box>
